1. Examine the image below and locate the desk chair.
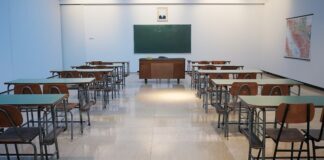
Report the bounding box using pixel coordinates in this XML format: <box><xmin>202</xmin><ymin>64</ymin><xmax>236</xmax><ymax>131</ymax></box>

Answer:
<box><xmin>302</xmin><ymin>108</ymin><xmax>324</xmax><ymax>160</ymax></box>
<box><xmin>0</xmin><ymin>106</ymin><xmax>40</xmax><ymax>160</ymax></box>
<box><xmin>221</xmin><ymin>66</ymin><xmax>240</xmax><ymax>70</ymax></box>
<box><xmin>43</xmin><ymin>84</ymin><xmax>78</xmax><ymax>140</ymax></box>
<box><xmin>230</xmin><ymin>82</ymin><xmax>258</xmax><ymax>130</ymax></box>
<box><xmin>14</xmin><ymin>84</ymin><xmax>42</xmax><ymax>127</ymax></box>
<box><xmin>237</xmin><ymin>73</ymin><xmax>257</xmax><ymax>79</ymax></box>
<box><xmin>266</xmin><ymin>103</ymin><xmax>314</xmax><ymax>159</ymax></box>
<box><xmin>211</xmin><ymin>61</ymin><xmax>226</xmax><ymax>64</ymax></box>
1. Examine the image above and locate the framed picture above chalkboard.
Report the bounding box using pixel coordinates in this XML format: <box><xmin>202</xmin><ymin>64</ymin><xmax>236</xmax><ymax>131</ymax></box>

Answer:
<box><xmin>157</xmin><ymin>7</ymin><xmax>168</xmax><ymax>22</ymax></box>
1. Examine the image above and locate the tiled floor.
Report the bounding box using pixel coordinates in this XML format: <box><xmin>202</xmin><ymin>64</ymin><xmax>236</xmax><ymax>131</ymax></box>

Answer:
<box><xmin>1</xmin><ymin>73</ymin><xmax>324</xmax><ymax>160</ymax></box>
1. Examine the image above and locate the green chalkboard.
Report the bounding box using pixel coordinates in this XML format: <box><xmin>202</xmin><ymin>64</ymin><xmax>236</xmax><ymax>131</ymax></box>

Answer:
<box><xmin>134</xmin><ymin>25</ymin><xmax>191</xmax><ymax>53</ymax></box>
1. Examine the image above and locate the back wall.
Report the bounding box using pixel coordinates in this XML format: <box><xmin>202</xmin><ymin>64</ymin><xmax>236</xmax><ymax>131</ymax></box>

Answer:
<box><xmin>60</xmin><ymin>2</ymin><xmax>264</xmax><ymax>72</ymax></box>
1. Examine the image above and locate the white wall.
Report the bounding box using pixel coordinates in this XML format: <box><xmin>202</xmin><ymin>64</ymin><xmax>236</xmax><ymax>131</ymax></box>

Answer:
<box><xmin>61</xmin><ymin>5</ymin><xmax>87</xmax><ymax>69</ymax></box>
<box><xmin>0</xmin><ymin>0</ymin><xmax>63</xmax><ymax>91</ymax></box>
<box><xmin>61</xmin><ymin>4</ymin><xmax>264</xmax><ymax>71</ymax></box>
<box><xmin>261</xmin><ymin>0</ymin><xmax>324</xmax><ymax>88</ymax></box>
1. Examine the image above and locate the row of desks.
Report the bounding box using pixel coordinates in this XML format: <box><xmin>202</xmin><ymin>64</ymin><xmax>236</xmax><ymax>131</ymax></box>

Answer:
<box><xmin>189</xmin><ymin>62</ymin><xmax>324</xmax><ymax>159</ymax></box>
<box><xmin>0</xmin><ymin>65</ymin><xmax>126</xmax><ymax>159</ymax></box>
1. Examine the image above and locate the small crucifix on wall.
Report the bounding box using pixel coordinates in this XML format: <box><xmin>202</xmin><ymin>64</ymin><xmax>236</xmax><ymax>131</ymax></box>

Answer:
<box><xmin>157</xmin><ymin>7</ymin><xmax>168</xmax><ymax>22</ymax></box>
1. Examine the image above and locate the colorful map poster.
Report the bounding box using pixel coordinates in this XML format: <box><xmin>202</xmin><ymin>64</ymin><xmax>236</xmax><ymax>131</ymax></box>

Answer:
<box><xmin>285</xmin><ymin>14</ymin><xmax>313</xmax><ymax>60</ymax></box>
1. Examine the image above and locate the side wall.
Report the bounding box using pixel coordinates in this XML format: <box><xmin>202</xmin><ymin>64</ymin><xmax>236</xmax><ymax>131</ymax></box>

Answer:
<box><xmin>0</xmin><ymin>0</ymin><xmax>63</xmax><ymax>91</ymax></box>
<box><xmin>261</xmin><ymin>0</ymin><xmax>324</xmax><ymax>87</ymax></box>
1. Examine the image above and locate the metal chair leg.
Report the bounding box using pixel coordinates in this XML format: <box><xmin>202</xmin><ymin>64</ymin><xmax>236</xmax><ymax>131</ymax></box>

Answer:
<box><xmin>4</xmin><ymin>144</ymin><xmax>10</xmax><ymax>160</ymax></box>
<box><xmin>291</xmin><ymin>142</ymin><xmax>294</xmax><ymax>159</ymax></box>
<box><xmin>87</xmin><ymin>111</ymin><xmax>91</xmax><ymax>126</ymax></box>
<box><xmin>30</xmin><ymin>143</ymin><xmax>37</xmax><ymax>160</ymax></box>
<box><xmin>14</xmin><ymin>144</ymin><xmax>20</xmax><ymax>160</ymax></box>
<box><xmin>79</xmin><ymin>111</ymin><xmax>84</xmax><ymax>134</ymax></box>
<box><xmin>312</xmin><ymin>140</ymin><xmax>316</xmax><ymax>160</ymax></box>
<box><xmin>70</xmin><ymin>111</ymin><xmax>74</xmax><ymax>140</ymax></box>
<box><xmin>298</xmin><ymin>141</ymin><xmax>304</xmax><ymax>159</ymax></box>
<box><xmin>273</xmin><ymin>142</ymin><xmax>279</xmax><ymax>160</ymax></box>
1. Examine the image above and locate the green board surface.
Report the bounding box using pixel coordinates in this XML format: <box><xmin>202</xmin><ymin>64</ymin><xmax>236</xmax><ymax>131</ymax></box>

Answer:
<box><xmin>134</xmin><ymin>25</ymin><xmax>191</xmax><ymax>53</ymax></box>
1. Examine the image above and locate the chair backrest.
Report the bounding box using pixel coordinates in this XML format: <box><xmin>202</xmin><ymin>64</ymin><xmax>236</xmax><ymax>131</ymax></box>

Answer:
<box><xmin>75</xmin><ymin>65</ymin><xmax>93</xmax><ymax>69</ymax></box>
<box><xmin>221</xmin><ymin>66</ymin><xmax>240</xmax><ymax>70</ymax></box>
<box><xmin>198</xmin><ymin>61</ymin><xmax>210</xmax><ymax>64</ymax></box>
<box><xmin>93</xmin><ymin>66</ymin><xmax>111</xmax><ymax>69</ymax></box>
<box><xmin>43</xmin><ymin>84</ymin><xmax>69</xmax><ymax>96</ymax></box>
<box><xmin>209</xmin><ymin>73</ymin><xmax>229</xmax><ymax>79</ymax></box>
<box><xmin>276</xmin><ymin>103</ymin><xmax>315</xmax><ymax>123</ymax></box>
<box><xmin>230</xmin><ymin>82</ymin><xmax>258</xmax><ymax>96</ymax></box>
<box><xmin>0</xmin><ymin>106</ymin><xmax>23</xmax><ymax>127</ymax></box>
<box><xmin>237</xmin><ymin>73</ymin><xmax>257</xmax><ymax>79</ymax></box>
<box><xmin>81</xmin><ymin>72</ymin><xmax>104</xmax><ymax>81</ymax></box>
<box><xmin>102</xmin><ymin>62</ymin><xmax>113</xmax><ymax>65</ymax></box>
<box><xmin>14</xmin><ymin>84</ymin><xmax>42</xmax><ymax>94</ymax></box>
<box><xmin>261</xmin><ymin>84</ymin><xmax>290</xmax><ymax>96</ymax></box>
<box><xmin>60</xmin><ymin>71</ymin><xmax>80</xmax><ymax>78</ymax></box>
<box><xmin>89</xmin><ymin>61</ymin><xmax>103</xmax><ymax>65</ymax></box>
<box><xmin>198</xmin><ymin>65</ymin><xmax>216</xmax><ymax>70</ymax></box>
<box><xmin>211</xmin><ymin>61</ymin><xmax>226</xmax><ymax>64</ymax></box>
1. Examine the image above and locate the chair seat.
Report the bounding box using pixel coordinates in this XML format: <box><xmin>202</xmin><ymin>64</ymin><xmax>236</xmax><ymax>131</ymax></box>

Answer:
<box><xmin>266</xmin><ymin>128</ymin><xmax>305</xmax><ymax>142</ymax></box>
<box><xmin>302</xmin><ymin>129</ymin><xmax>324</xmax><ymax>141</ymax></box>
<box><xmin>56</xmin><ymin>103</ymin><xmax>79</xmax><ymax>111</ymax></box>
<box><xmin>0</xmin><ymin>128</ymin><xmax>39</xmax><ymax>143</ymax></box>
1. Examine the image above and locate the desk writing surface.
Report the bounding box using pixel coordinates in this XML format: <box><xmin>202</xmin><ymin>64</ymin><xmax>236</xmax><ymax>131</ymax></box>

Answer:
<box><xmin>197</xmin><ymin>69</ymin><xmax>262</xmax><ymax>74</ymax></box>
<box><xmin>239</xmin><ymin>96</ymin><xmax>324</xmax><ymax>108</ymax></box>
<box><xmin>0</xmin><ymin>94</ymin><xmax>65</xmax><ymax>105</ymax></box>
<box><xmin>51</xmin><ymin>69</ymin><xmax>113</xmax><ymax>72</ymax></box>
<box><xmin>191</xmin><ymin>60</ymin><xmax>231</xmax><ymax>63</ymax></box>
<box><xmin>93</xmin><ymin>64</ymin><xmax>122</xmax><ymax>67</ymax></box>
<box><xmin>211</xmin><ymin>79</ymin><xmax>302</xmax><ymax>86</ymax></box>
<box><xmin>5</xmin><ymin>78</ymin><xmax>95</xmax><ymax>85</ymax></box>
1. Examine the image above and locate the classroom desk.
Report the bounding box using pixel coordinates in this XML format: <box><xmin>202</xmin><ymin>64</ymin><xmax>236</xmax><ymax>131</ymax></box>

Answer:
<box><xmin>239</xmin><ymin>96</ymin><xmax>324</xmax><ymax>160</ymax></box>
<box><xmin>190</xmin><ymin>64</ymin><xmax>244</xmax><ymax>88</ymax></box>
<box><xmin>191</xmin><ymin>64</ymin><xmax>244</xmax><ymax>70</ymax></box>
<box><xmin>187</xmin><ymin>60</ymin><xmax>231</xmax><ymax>72</ymax></box>
<box><xmin>0</xmin><ymin>94</ymin><xmax>66</xmax><ymax>159</ymax></box>
<box><xmin>209</xmin><ymin>79</ymin><xmax>303</xmax><ymax>139</ymax></box>
<box><xmin>195</xmin><ymin>69</ymin><xmax>263</xmax><ymax>97</ymax></box>
<box><xmin>50</xmin><ymin>69</ymin><xmax>114</xmax><ymax>78</ymax></box>
<box><xmin>5</xmin><ymin>78</ymin><xmax>95</xmax><ymax>106</ymax></box>
<box><xmin>70</xmin><ymin>65</ymin><xmax>125</xmax><ymax>87</ymax></box>
<box><xmin>85</xmin><ymin>61</ymin><xmax>130</xmax><ymax>77</ymax></box>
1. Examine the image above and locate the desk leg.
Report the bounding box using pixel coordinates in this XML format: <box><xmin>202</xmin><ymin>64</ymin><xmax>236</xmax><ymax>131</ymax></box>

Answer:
<box><xmin>145</xmin><ymin>79</ymin><xmax>147</xmax><ymax>84</ymax></box>
<box><xmin>51</xmin><ymin>105</ymin><xmax>60</xmax><ymax>159</ymax></box>
<box><xmin>177</xmin><ymin>79</ymin><xmax>180</xmax><ymax>84</ymax></box>
<box><xmin>38</xmin><ymin>108</ymin><xmax>44</xmax><ymax>160</ymax></box>
<box><xmin>262</xmin><ymin>108</ymin><xmax>266</xmax><ymax>160</ymax></box>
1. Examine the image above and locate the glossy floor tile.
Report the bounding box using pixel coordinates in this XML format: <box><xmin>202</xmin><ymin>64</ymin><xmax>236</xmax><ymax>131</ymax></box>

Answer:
<box><xmin>1</xmin><ymin>73</ymin><xmax>324</xmax><ymax>160</ymax></box>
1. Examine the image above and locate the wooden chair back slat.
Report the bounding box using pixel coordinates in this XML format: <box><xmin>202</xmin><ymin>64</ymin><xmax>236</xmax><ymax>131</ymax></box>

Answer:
<box><xmin>276</xmin><ymin>103</ymin><xmax>315</xmax><ymax>123</ymax></box>
<box><xmin>261</xmin><ymin>84</ymin><xmax>290</xmax><ymax>96</ymax></box>
<box><xmin>209</xmin><ymin>73</ymin><xmax>229</xmax><ymax>79</ymax></box>
<box><xmin>198</xmin><ymin>61</ymin><xmax>209</xmax><ymax>64</ymax></box>
<box><xmin>237</xmin><ymin>73</ymin><xmax>257</xmax><ymax>79</ymax></box>
<box><xmin>14</xmin><ymin>84</ymin><xmax>42</xmax><ymax>94</ymax></box>
<box><xmin>0</xmin><ymin>106</ymin><xmax>23</xmax><ymax>127</ymax></box>
<box><xmin>211</xmin><ymin>61</ymin><xmax>226</xmax><ymax>64</ymax></box>
<box><xmin>60</xmin><ymin>71</ymin><xmax>80</xmax><ymax>78</ymax></box>
<box><xmin>43</xmin><ymin>84</ymin><xmax>69</xmax><ymax>96</ymax></box>
<box><xmin>230</xmin><ymin>82</ymin><xmax>258</xmax><ymax>96</ymax></box>
<box><xmin>221</xmin><ymin>66</ymin><xmax>240</xmax><ymax>70</ymax></box>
